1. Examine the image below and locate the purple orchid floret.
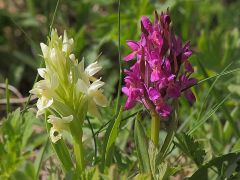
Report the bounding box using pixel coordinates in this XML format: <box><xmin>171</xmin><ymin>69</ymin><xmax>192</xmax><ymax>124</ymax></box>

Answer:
<box><xmin>122</xmin><ymin>10</ymin><xmax>197</xmax><ymax>118</ymax></box>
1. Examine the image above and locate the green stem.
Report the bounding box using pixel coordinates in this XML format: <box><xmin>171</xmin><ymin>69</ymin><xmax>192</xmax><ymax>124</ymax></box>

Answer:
<box><xmin>151</xmin><ymin>112</ymin><xmax>160</xmax><ymax>146</ymax></box>
<box><xmin>73</xmin><ymin>134</ymin><xmax>85</xmax><ymax>174</ymax></box>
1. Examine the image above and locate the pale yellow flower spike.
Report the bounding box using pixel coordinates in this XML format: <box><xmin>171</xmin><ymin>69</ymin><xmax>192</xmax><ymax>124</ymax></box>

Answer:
<box><xmin>30</xmin><ymin>30</ymin><xmax>108</xmax><ymax>143</ymax></box>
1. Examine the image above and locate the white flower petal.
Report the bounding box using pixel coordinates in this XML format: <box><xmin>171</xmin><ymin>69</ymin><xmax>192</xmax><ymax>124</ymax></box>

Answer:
<box><xmin>76</xmin><ymin>79</ymin><xmax>88</xmax><ymax>94</ymax></box>
<box><xmin>62</xmin><ymin>115</ymin><xmax>73</xmax><ymax>123</ymax></box>
<box><xmin>69</xmin><ymin>38</ymin><xmax>74</xmax><ymax>45</ymax></box>
<box><xmin>47</xmin><ymin>115</ymin><xmax>73</xmax><ymax>134</ymax></box>
<box><xmin>47</xmin><ymin>115</ymin><xmax>61</xmax><ymax>123</ymax></box>
<box><xmin>36</xmin><ymin>109</ymin><xmax>44</xmax><ymax>117</ymax></box>
<box><xmin>50</xmin><ymin>74</ymin><xmax>59</xmax><ymax>89</ymax></box>
<box><xmin>37</xmin><ymin>68</ymin><xmax>47</xmax><ymax>78</ymax></box>
<box><xmin>93</xmin><ymin>90</ymin><xmax>108</xmax><ymax>107</ymax></box>
<box><xmin>62</xmin><ymin>31</ymin><xmax>74</xmax><ymax>53</ymax></box>
<box><xmin>40</xmin><ymin>43</ymin><xmax>49</xmax><ymax>58</ymax></box>
<box><xmin>58</xmin><ymin>35</ymin><xmax>62</xmax><ymax>41</ymax></box>
<box><xmin>69</xmin><ymin>54</ymin><xmax>75</xmax><ymax>61</ymax></box>
<box><xmin>29</xmin><ymin>88</ymin><xmax>42</xmax><ymax>95</ymax></box>
<box><xmin>88</xmin><ymin>100</ymin><xmax>100</xmax><ymax>119</ymax></box>
<box><xmin>37</xmin><ymin>97</ymin><xmax>53</xmax><ymax>111</ymax></box>
<box><xmin>85</xmin><ymin>61</ymin><xmax>102</xmax><ymax>76</ymax></box>
<box><xmin>63</xmin><ymin>30</ymin><xmax>68</xmax><ymax>44</ymax></box>
<box><xmin>50</xmin><ymin>127</ymin><xmax>62</xmax><ymax>143</ymax></box>
<box><xmin>35</xmin><ymin>80</ymin><xmax>50</xmax><ymax>90</ymax></box>
<box><xmin>48</xmin><ymin>115</ymin><xmax>73</xmax><ymax>124</ymax></box>
<box><xmin>88</xmin><ymin>79</ymin><xmax>104</xmax><ymax>93</ymax></box>
<box><xmin>78</xmin><ymin>59</ymin><xmax>84</xmax><ymax>72</ymax></box>
<box><xmin>50</xmin><ymin>48</ymin><xmax>56</xmax><ymax>60</ymax></box>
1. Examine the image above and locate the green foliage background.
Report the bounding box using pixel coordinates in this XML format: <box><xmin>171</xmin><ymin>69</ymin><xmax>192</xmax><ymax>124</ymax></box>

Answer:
<box><xmin>0</xmin><ymin>0</ymin><xmax>240</xmax><ymax>179</ymax></box>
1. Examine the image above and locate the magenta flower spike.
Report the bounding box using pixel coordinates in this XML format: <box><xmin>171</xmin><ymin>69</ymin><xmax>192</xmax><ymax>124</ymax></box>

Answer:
<box><xmin>122</xmin><ymin>10</ymin><xmax>197</xmax><ymax>118</ymax></box>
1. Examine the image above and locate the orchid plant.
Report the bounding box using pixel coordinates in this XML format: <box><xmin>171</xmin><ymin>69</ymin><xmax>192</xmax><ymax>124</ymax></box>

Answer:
<box><xmin>30</xmin><ymin>30</ymin><xmax>107</xmax><ymax>176</ymax></box>
<box><xmin>122</xmin><ymin>11</ymin><xmax>197</xmax><ymax>146</ymax></box>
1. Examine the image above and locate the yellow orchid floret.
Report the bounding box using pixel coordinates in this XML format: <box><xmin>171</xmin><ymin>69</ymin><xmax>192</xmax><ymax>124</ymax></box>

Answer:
<box><xmin>30</xmin><ymin>29</ymin><xmax>108</xmax><ymax>143</ymax></box>
<box><xmin>48</xmin><ymin>115</ymin><xmax>73</xmax><ymax>143</ymax></box>
<box><xmin>77</xmin><ymin>78</ymin><xmax>108</xmax><ymax>118</ymax></box>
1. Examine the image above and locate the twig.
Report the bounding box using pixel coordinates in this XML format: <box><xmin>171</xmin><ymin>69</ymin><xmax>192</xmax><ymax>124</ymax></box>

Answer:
<box><xmin>5</xmin><ymin>79</ymin><xmax>10</xmax><ymax>116</ymax></box>
<box><xmin>0</xmin><ymin>83</ymin><xmax>23</xmax><ymax>98</ymax></box>
<box><xmin>0</xmin><ymin>95</ymin><xmax>37</xmax><ymax>105</ymax></box>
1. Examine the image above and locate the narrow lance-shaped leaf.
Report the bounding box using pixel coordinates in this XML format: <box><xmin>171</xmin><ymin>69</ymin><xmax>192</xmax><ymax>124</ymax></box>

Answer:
<box><xmin>34</xmin><ymin>139</ymin><xmax>49</xmax><ymax>179</ymax></box>
<box><xmin>102</xmin><ymin>106</ymin><xmax>123</xmax><ymax>167</ymax></box>
<box><xmin>197</xmin><ymin>59</ymin><xmax>240</xmax><ymax>137</ymax></box>
<box><xmin>134</xmin><ymin>113</ymin><xmax>151</xmax><ymax>174</ymax></box>
<box><xmin>188</xmin><ymin>94</ymin><xmax>230</xmax><ymax>135</ymax></box>
<box><xmin>157</xmin><ymin>104</ymin><xmax>178</xmax><ymax>163</ymax></box>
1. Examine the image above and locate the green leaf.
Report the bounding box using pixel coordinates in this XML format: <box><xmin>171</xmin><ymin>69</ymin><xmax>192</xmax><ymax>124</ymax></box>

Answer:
<box><xmin>34</xmin><ymin>139</ymin><xmax>49</xmax><ymax>179</ymax></box>
<box><xmin>133</xmin><ymin>174</ymin><xmax>151</xmax><ymax>180</ymax></box>
<box><xmin>25</xmin><ymin>162</ymin><xmax>36</xmax><ymax>179</ymax></box>
<box><xmin>134</xmin><ymin>113</ymin><xmax>151</xmax><ymax>174</ymax></box>
<box><xmin>175</xmin><ymin>133</ymin><xmax>206</xmax><ymax>166</ymax></box>
<box><xmin>158</xmin><ymin>106</ymin><xmax>178</xmax><ymax>163</ymax></box>
<box><xmin>74</xmin><ymin>27</ymin><xmax>86</xmax><ymax>53</ymax></box>
<box><xmin>228</xmin><ymin>84</ymin><xmax>240</xmax><ymax>96</ymax></box>
<box><xmin>92</xmin><ymin>167</ymin><xmax>100</xmax><ymax>180</ymax></box>
<box><xmin>196</xmin><ymin>62</ymin><xmax>232</xmax><ymax>123</ymax></box>
<box><xmin>197</xmin><ymin>59</ymin><xmax>240</xmax><ymax>137</ymax></box>
<box><xmin>190</xmin><ymin>153</ymin><xmax>240</xmax><ymax>179</ymax></box>
<box><xmin>10</xmin><ymin>170</ymin><xmax>32</xmax><ymax>180</ymax></box>
<box><xmin>223</xmin><ymin>106</ymin><xmax>239</xmax><ymax>142</ymax></box>
<box><xmin>102</xmin><ymin>106</ymin><xmax>123</xmax><ymax>167</ymax></box>
<box><xmin>158</xmin><ymin>163</ymin><xmax>180</xmax><ymax>180</ymax></box>
<box><xmin>232</xmin><ymin>139</ymin><xmax>240</xmax><ymax>153</ymax></box>
<box><xmin>188</xmin><ymin>94</ymin><xmax>230</xmax><ymax>135</ymax></box>
<box><xmin>21</xmin><ymin>111</ymin><xmax>36</xmax><ymax>150</ymax></box>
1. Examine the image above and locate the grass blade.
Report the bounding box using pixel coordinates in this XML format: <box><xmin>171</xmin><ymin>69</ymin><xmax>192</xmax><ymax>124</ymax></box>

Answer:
<box><xmin>196</xmin><ymin>63</ymin><xmax>232</xmax><ymax>122</ymax></box>
<box><xmin>134</xmin><ymin>113</ymin><xmax>151</xmax><ymax>173</ymax></box>
<box><xmin>115</xmin><ymin>0</ymin><xmax>122</xmax><ymax>115</ymax></box>
<box><xmin>197</xmin><ymin>68</ymin><xmax>240</xmax><ymax>85</ymax></box>
<box><xmin>86</xmin><ymin>116</ymin><xmax>98</xmax><ymax>165</ymax></box>
<box><xmin>49</xmin><ymin>0</ymin><xmax>60</xmax><ymax>33</ymax></box>
<box><xmin>197</xmin><ymin>59</ymin><xmax>240</xmax><ymax>137</ymax></box>
<box><xmin>188</xmin><ymin>94</ymin><xmax>230</xmax><ymax>135</ymax></box>
<box><xmin>158</xmin><ymin>104</ymin><xmax>178</xmax><ymax>163</ymax></box>
<box><xmin>34</xmin><ymin>138</ymin><xmax>49</xmax><ymax>179</ymax></box>
<box><xmin>102</xmin><ymin>106</ymin><xmax>123</xmax><ymax>168</ymax></box>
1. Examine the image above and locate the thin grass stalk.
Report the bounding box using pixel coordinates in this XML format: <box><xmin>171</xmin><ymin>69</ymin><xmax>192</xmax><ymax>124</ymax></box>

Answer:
<box><xmin>49</xmin><ymin>0</ymin><xmax>60</xmax><ymax>34</ymax></box>
<box><xmin>35</xmin><ymin>138</ymin><xmax>49</xmax><ymax>179</ymax></box>
<box><xmin>197</xmin><ymin>58</ymin><xmax>240</xmax><ymax>137</ymax></box>
<box><xmin>86</xmin><ymin>116</ymin><xmax>98</xmax><ymax>165</ymax></box>
<box><xmin>115</xmin><ymin>0</ymin><xmax>122</xmax><ymax>115</ymax></box>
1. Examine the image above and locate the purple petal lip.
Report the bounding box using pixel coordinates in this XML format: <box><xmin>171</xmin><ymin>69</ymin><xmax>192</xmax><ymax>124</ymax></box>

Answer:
<box><xmin>122</xmin><ymin>10</ymin><xmax>197</xmax><ymax>118</ymax></box>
